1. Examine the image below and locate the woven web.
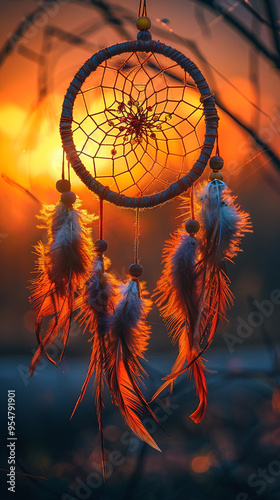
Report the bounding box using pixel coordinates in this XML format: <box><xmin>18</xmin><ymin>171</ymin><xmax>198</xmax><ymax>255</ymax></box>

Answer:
<box><xmin>72</xmin><ymin>51</ymin><xmax>205</xmax><ymax>197</ymax></box>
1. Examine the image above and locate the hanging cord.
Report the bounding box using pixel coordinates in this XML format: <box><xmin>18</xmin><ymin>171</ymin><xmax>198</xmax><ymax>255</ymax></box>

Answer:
<box><xmin>99</xmin><ymin>197</ymin><xmax>104</xmax><ymax>241</ymax></box>
<box><xmin>62</xmin><ymin>150</ymin><xmax>65</xmax><ymax>180</ymax></box>
<box><xmin>215</xmin><ymin>132</ymin><xmax>220</xmax><ymax>156</ymax></box>
<box><xmin>190</xmin><ymin>185</ymin><xmax>195</xmax><ymax>220</ymax></box>
<box><xmin>138</xmin><ymin>0</ymin><xmax>147</xmax><ymax>17</ymax></box>
<box><xmin>134</xmin><ymin>208</ymin><xmax>140</xmax><ymax>265</ymax></box>
<box><xmin>61</xmin><ymin>151</ymin><xmax>71</xmax><ymax>183</ymax></box>
<box><xmin>67</xmin><ymin>160</ymin><xmax>71</xmax><ymax>184</ymax></box>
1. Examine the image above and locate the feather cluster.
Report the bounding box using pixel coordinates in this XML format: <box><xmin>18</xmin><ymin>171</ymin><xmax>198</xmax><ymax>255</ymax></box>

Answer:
<box><xmin>106</xmin><ymin>277</ymin><xmax>161</xmax><ymax>452</ymax></box>
<box><xmin>30</xmin><ymin>200</ymin><xmax>161</xmax><ymax>474</ymax></box>
<box><xmin>73</xmin><ymin>265</ymin><xmax>161</xmax><ymax>475</ymax></box>
<box><xmin>153</xmin><ymin>179</ymin><xmax>251</xmax><ymax>422</ymax></box>
<box><xmin>29</xmin><ymin>199</ymin><xmax>95</xmax><ymax>375</ymax></box>
<box><xmin>72</xmin><ymin>254</ymin><xmax>118</xmax><ymax>477</ymax></box>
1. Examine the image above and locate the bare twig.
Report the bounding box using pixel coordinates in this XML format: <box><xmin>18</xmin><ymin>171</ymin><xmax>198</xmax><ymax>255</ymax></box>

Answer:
<box><xmin>191</xmin><ymin>0</ymin><xmax>280</xmax><ymax>68</ymax></box>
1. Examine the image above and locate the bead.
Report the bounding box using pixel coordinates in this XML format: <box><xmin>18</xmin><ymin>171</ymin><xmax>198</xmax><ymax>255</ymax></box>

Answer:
<box><xmin>129</xmin><ymin>264</ymin><xmax>143</xmax><ymax>278</ymax></box>
<box><xmin>136</xmin><ymin>16</ymin><xmax>151</xmax><ymax>30</ymax></box>
<box><xmin>94</xmin><ymin>239</ymin><xmax>108</xmax><ymax>253</ymax></box>
<box><xmin>209</xmin><ymin>171</ymin><xmax>223</xmax><ymax>181</ymax></box>
<box><xmin>137</xmin><ymin>30</ymin><xmax>152</xmax><ymax>41</ymax></box>
<box><xmin>61</xmin><ymin>191</ymin><xmax>76</xmax><ymax>207</ymax></box>
<box><xmin>56</xmin><ymin>179</ymin><xmax>71</xmax><ymax>193</ymax></box>
<box><xmin>209</xmin><ymin>156</ymin><xmax>224</xmax><ymax>170</ymax></box>
<box><xmin>185</xmin><ymin>219</ymin><xmax>200</xmax><ymax>234</ymax></box>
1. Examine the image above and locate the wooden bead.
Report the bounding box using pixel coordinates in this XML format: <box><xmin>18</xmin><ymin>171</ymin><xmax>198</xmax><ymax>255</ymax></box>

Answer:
<box><xmin>136</xmin><ymin>16</ymin><xmax>151</xmax><ymax>30</ymax></box>
<box><xmin>185</xmin><ymin>219</ymin><xmax>200</xmax><ymax>234</ymax></box>
<box><xmin>94</xmin><ymin>239</ymin><xmax>108</xmax><ymax>253</ymax></box>
<box><xmin>61</xmin><ymin>191</ymin><xmax>76</xmax><ymax>207</ymax></box>
<box><xmin>209</xmin><ymin>156</ymin><xmax>224</xmax><ymax>170</ymax></box>
<box><xmin>137</xmin><ymin>30</ymin><xmax>152</xmax><ymax>41</ymax></box>
<box><xmin>129</xmin><ymin>264</ymin><xmax>143</xmax><ymax>278</ymax></box>
<box><xmin>209</xmin><ymin>171</ymin><xmax>223</xmax><ymax>181</ymax></box>
<box><xmin>56</xmin><ymin>179</ymin><xmax>71</xmax><ymax>193</ymax></box>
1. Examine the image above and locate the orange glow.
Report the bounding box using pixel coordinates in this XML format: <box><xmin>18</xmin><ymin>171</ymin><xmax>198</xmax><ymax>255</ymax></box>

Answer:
<box><xmin>0</xmin><ymin>105</ymin><xmax>27</xmax><ymax>138</ymax></box>
<box><xmin>191</xmin><ymin>455</ymin><xmax>211</xmax><ymax>473</ymax></box>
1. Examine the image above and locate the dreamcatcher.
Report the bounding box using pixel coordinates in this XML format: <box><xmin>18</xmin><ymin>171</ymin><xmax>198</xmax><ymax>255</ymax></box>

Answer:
<box><xmin>29</xmin><ymin>0</ymin><xmax>251</xmax><ymax>474</ymax></box>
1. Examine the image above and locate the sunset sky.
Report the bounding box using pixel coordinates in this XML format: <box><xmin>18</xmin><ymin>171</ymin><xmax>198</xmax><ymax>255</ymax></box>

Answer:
<box><xmin>0</xmin><ymin>0</ymin><xmax>280</xmax><ymax>352</ymax></box>
<box><xmin>1</xmin><ymin>3</ymin><xmax>280</xmax><ymax>499</ymax></box>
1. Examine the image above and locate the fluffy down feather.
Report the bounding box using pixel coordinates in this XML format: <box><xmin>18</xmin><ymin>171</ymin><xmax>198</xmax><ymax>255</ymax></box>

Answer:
<box><xmin>72</xmin><ymin>255</ymin><xmax>118</xmax><ymax>478</ymax></box>
<box><xmin>29</xmin><ymin>199</ymin><xmax>95</xmax><ymax>375</ymax></box>
<box><xmin>152</xmin><ymin>231</ymin><xmax>207</xmax><ymax>422</ymax></box>
<box><xmin>153</xmin><ymin>180</ymin><xmax>251</xmax><ymax>423</ymax></box>
<box><xmin>106</xmin><ymin>278</ymin><xmax>161</xmax><ymax>451</ymax></box>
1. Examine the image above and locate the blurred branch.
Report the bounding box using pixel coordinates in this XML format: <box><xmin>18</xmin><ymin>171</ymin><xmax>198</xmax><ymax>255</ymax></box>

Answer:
<box><xmin>0</xmin><ymin>0</ymin><xmax>60</xmax><ymax>67</ymax></box>
<box><xmin>215</xmin><ymin>96</ymin><xmax>280</xmax><ymax>172</ymax></box>
<box><xmin>0</xmin><ymin>0</ymin><xmax>131</xmax><ymax>68</ymax></box>
<box><xmin>240</xmin><ymin>0</ymin><xmax>274</xmax><ymax>27</ymax></box>
<box><xmin>262</xmin><ymin>0</ymin><xmax>280</xmax><ymax>57</ymax></box>
<box><xmin>191</xmin><ymin>0</ymin><xmax>280</xmax><ymax>69</ymax></box>
<box><xmin>1</xmin><ymin>174</ymin><xmax>41</xmax><ymax>205</ymax></box>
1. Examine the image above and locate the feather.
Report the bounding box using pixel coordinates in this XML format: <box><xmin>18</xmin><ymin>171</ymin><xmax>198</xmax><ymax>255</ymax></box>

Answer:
<box><xmin>199</xmin><ymin>179</ymin><xmax>251</xmax><ymax>264</ymax></box>
<box><xmin>106</xmin><ymin>277</ymin><xmax>161</xmax><ymax>451</ymax></box>
<box><xmin>152</xmin><ymin>230</ymin><xmax>207</xmax><ymax>421</ymax></box>
<box><xmin>29</xmin><ymin>199</ymin><xmax>95</xmax><ymax>375</ymax></box>
<box><xmin>153</xmin><ymin>180</ymin><xmax>251</xmax><ymax>423</ymax></box>
<box><xmin>72</xmin><ymin>254</ymin><xmax>118</xmax><ymax>478</ymax></box>
<box><xmin>194</xmin><ymin>179</ymin><xmax>251</xmax><ymax>350</ymax></box>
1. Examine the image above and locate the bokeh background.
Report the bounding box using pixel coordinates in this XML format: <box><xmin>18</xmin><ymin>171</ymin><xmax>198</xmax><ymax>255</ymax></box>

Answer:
<box><xmin>0</xmin><ymin>0</ymin><xmax>280</xmax><ymax>499</ymax></box>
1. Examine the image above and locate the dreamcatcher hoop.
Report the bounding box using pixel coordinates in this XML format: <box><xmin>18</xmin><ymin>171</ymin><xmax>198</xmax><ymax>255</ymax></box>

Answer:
<box><xmin>60</xmin><ymin>39</ymin><xmax>219</xmax><ymax>208</ymax></box>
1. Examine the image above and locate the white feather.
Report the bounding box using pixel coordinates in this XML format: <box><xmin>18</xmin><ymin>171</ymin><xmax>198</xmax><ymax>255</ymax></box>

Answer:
<box><xmin>199</xmin><ymin>179</ymin><xmax>245</xmax><ymax>262</ymax></box>
<box><xmin>114</xmin><ymin>280</ymin><xmax>142</xmax><ymax>329</ymax></box>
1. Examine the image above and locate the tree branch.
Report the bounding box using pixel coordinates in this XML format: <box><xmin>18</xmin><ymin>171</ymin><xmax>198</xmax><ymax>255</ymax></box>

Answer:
<box><xmin>215</xmin><ymin>96</ymin><xmax>280</xmax><ymax>172</ymax></box>
<box><xmin>191</xmin><ymin>0</ymin><xmax>280</xmax><ymax>69</ymax></box>
<box><xmin>262</xmin><ymin>0</ymin><xmax>280</xmax><ymax>58</ymax></box>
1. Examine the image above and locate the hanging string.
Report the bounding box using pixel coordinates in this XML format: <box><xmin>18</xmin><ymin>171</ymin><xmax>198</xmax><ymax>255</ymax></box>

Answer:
<box><xmin>134</xmin><ymin>208</ymin><xmax>140</xmax><ymax>265</ymax></box>
<box><xmin>138</xmin><ymin>0</ymin><xmax>147</xmax><ymax>17</ymax></box>
<box><xmin>99</xmin><ymin>197</ymin><xmax>104</xmax><ymax>241</ymax></box>
<box><xmin>190</xmin><ymin>185</ymin><xmax>195</xmax><ymax>220</ymax></box>
<box><xmin>215</xmin><ymin>133</ymin><xmax>220</xmax><ymax>156</ymax></box>
<box><xmin>62</xmin><ymin>150</ymin><xmax>65</xmax><ymax>180</ymax></box>
<box><xmin>67</xmin><ymin>160</ymin><xmax>71</xmax><ymax>183</ymax></box>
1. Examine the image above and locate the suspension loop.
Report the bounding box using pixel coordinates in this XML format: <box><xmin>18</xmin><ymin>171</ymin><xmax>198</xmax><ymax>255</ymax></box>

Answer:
<box><xmin>138</xmin><ymin>0</ymin><xmax>147</xmax><ymax>17</ymax></box>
